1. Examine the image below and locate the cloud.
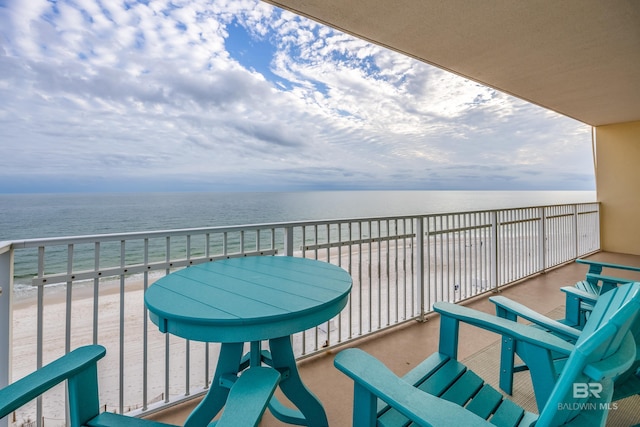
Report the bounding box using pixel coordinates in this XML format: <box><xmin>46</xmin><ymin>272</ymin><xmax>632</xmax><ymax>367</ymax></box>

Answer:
<box><xmin>0</xmin><ymin>0</ymin><xmax>594</xmax><ymax>193</ymax></box>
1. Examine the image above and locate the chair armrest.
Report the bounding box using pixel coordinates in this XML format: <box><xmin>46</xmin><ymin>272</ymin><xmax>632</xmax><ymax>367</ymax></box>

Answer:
<box><xmin>490</xmin><ymin>296</ymin><xmax>581</xmax><ymax>341</ymax></box>
<box><xmin>0</xmin><ymin>345</ymin><xmax>106</xmax><ymax>418</ymax></box>
<box><xmin>215</xmin><ymin>367</ymin><xmax>280</xmax><ymax>427</ymax></box>
<box><xmin>561</xmin><ymin>286</ymin><xmax>598</xmax><ymax>304</ymax></box>
<box><xmin>433</xmin><ymin>302</ymin><xmax>574</xmax><ymax>356</ymax></box>
<box><xmin>577</xmin><ymin>259</ymin><xmax>640</xmax><ymax>274</ymax></box>
<box><xmin>561</xmin><ymin>285</ymin><xmax>598</xmax><ymax>327</ymax></box>
<box><xmin>334</xmin><ymin>348</ymin><xmax>491</xmax><ymax>427</ymax></box>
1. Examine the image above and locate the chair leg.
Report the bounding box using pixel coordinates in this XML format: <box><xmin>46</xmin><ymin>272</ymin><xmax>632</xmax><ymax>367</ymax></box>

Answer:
<box><xmin>518</xmin><ymin>342</ymin><xmax>558</xmax><ymax>412</ymax></box>
<box><xmin>499</xmin><ymin>336</ymin><xmax>515</xmax><ymax>395</ymax></box>
<box><xmin>67</xmin><ymin>362</ymin><xmax>101</xmax><ymax>427</ymax></box>
<box><xmin>352</xmin><ymin>382</ymin><xmax>378</xmax><ymax>427</ymax></box>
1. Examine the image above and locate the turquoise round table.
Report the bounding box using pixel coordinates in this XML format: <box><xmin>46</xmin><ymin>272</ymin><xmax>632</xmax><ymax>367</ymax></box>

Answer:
<box><xmin>145</xmin><ymin>256</ymin><xmax>352</xmax><ymax>427</ymax></box>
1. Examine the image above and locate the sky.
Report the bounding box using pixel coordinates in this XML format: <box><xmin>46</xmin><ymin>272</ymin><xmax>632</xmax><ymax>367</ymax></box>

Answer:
<box><xmin>0</xmin><ymin>0</ymin><xmax>596</xmax><ymax>193</ymax></box>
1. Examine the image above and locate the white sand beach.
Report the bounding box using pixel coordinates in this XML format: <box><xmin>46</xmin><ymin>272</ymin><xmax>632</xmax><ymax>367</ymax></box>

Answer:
<box><xmin>11</xmin><ymin>276</ymin><xmax>219</xmax><ymax>426</ymax></box>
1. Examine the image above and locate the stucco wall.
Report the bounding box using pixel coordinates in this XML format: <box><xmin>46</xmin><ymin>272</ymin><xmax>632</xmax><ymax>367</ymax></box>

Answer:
<box><xmin>595</xmin><ymin>120</ymin><xmax>640</xmax><ymax>255</ymax></box>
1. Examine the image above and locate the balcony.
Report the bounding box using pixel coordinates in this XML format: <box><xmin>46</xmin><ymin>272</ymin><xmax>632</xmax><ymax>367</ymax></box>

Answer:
<box><xmin>2</xmin><ymin>202</ymin><xmax>618</xmax><ymax>426</ymax></box>
<box><xmin>150</xmin><ymin>250</ymin><xmax>640</xmax><ymax>427</ymax></box>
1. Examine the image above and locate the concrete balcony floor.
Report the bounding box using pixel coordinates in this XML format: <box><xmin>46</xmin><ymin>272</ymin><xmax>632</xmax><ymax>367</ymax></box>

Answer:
<box><xmin>147</xmin><ymin>251</ymin><xmax>640</xmax><ymax>426</ymax></box>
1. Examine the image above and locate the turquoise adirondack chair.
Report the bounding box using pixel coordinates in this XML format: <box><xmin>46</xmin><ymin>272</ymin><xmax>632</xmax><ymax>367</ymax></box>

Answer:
<box><xmin>0</xmin><ymin>345</ymin><xmax>279</xmax><ymax>427</ymax></box>
<box><xmin>491</xmin><ymin>260</ymin><xmax>640</xmax><ymax>402</ymax></box>
<box><xmin>509</xmin><ymin>259</ymin><xmax>639</xmax><ymax>330</ymax></box>
<box><xmin>335</xmin><ymin>281</ymin><xmax>640</xmax><ymax>426</ymax></box>
<box><xmin>562</xmin><ymin>259</ymin><xmax>640</xmax><ymax>327</ymax></box>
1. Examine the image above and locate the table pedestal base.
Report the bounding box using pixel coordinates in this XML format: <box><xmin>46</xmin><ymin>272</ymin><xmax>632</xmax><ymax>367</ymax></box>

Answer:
<box><xmin>184</xmin><ymin>337</ymin><xmax>328</xmax><ymax>427</ymax></box>
<box><xmin>267</xmin><ymin>336</ymin><xmax>328</xmax><ymax>427</ymax></box>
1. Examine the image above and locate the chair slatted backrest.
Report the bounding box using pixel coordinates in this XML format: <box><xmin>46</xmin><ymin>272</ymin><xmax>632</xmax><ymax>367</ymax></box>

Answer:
<box><xmin>576</xmin><ymin>279</ymin><xmax>601</xmax><ymax>296</ymax></box>
<box><xmin>539</xmin><ymin>282</ymin><xmax>640</xmax><ymax>426</ymax></box>
<box><xmin>576</xmin><ymin>281</ymin><xmax>639</xmax><ymax>354</ymax></box>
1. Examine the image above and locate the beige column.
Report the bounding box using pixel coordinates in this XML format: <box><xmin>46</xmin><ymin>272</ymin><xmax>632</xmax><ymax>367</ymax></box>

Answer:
<box><xmin>595</xmin><ymin>120</ymin><xmax>640</xmax><ymax>255</ymax></box>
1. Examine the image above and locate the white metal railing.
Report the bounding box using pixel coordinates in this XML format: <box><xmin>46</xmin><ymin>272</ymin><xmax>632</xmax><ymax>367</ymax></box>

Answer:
<box><xmin>0</xmin><ymin>202</ymin><xmax>600</xmax><ymax>426</ymax></box>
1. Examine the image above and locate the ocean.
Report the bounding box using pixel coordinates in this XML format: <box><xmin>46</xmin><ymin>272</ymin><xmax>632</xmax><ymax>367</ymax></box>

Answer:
<box><xmin>0</xmin><ymin>190</ymin><xmax>596</xmax><ymax>241</ymax></box>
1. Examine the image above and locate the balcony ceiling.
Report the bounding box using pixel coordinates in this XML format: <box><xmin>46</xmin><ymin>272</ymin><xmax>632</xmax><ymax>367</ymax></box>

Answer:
<box><xmin>263</xmin><ymin>0</ymin><xmax>640</xmax><ymax>127</ymax></box>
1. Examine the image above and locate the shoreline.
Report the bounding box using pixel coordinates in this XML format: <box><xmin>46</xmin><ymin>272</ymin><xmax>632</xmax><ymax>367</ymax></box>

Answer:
<box><xmin>12</xmin><ymin>275</ymin><xmax>148</xmax><ymax>311</ymax></box>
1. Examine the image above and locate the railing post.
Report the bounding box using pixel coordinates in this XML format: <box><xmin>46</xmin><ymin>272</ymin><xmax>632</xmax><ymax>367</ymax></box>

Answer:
<box><xmin>573</xmin><ymin>204</ymin><xmax>579</xmax><ymax>258</ymax></box>
<box><xmin>538</xmin><ymin>207</ymin><xmax>546</xmax><ymax>271</ymax></box>
<box><xmin>0</xmin><ymin>242</ymin><xmax>13</xmax><ymax>427</ymax></box>
<box><xmin>596</xmin><ymin>203</ymin><xmax>602</xmax><ymax>251</ymax></box>
<box><xmin>490</xmin><ymin>211</ymin><xmax>498</xmax><ymax>290</ymax></box>
<box><xmin>415</xmin><ymin>217</ymin><xmax>426</xmax><ymax>321</ymax></box>
<box><xmin>284</xmin><ymin>226</ymin><xmax>294</xmax><ymax>257</ymax></box>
